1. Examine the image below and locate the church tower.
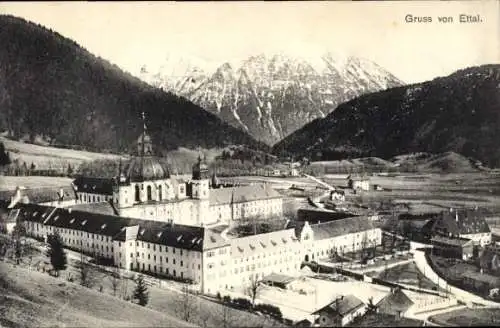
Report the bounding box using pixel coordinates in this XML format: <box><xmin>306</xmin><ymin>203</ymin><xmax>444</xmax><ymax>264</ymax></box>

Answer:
<box><xmin>191</xmin><ymin>153</ymin><xmax>211</xmax><ymax>226</ymax></box>
<box><xmin>191</xmin><ymin>154</ymin><xmax>210</xmax><ymax>199</ymax></box>
<box><xmin>113</xmin><ymin>112</ymin><xmax>170</xmax><ymax>214</ymax></box>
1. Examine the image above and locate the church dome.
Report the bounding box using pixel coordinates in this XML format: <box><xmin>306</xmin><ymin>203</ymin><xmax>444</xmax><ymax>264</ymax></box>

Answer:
<box><xmin>123</xmin><ymin>157</ymin><xmax>170</xmax><ymax>182</ymax></box>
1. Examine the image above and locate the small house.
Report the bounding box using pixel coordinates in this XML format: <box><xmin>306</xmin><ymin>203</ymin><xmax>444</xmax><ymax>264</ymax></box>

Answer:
<box><xmin>429</xmin><ymin>208</ymin><xmax>491</xmax><ymax>247</ymax></box>
<box><xmin>313</xmin><ymin>295</ymin><xmax>366</xmax><ymax>327</ymax></box>
<box><xmin>330</xmin><ymin>190</ymin><xmax>346</xmax><ymax>202</ymax></box>
<box><xmin>376</xmin><ymin>287</ymin><xmax>414</xmax><ymax>319</ymax></box>
<box><xmin>431</xmin><ymin>235</ymin><xmax>474</xmax><ymax>260</ymax></box>
<box><xmin>261</xmin><ymin>273</ymin><xmax>295</xmax><ymax>289</ymax></box>
<box><xmin>347</xmin><ymin>175</ymin><xmax>370</xmax><ymax>191</ymax></box>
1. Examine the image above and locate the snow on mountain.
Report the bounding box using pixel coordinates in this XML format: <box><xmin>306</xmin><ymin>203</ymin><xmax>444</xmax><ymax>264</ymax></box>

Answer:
<box><xmin>139</xmin><ymin>53</ymin><xmax>404</xmax><ymax>145</ymax></box>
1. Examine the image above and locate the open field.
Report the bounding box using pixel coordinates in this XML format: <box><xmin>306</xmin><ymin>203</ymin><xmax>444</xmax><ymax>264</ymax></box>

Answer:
<box><xmin>224</xmin><ymin>172</ymin><xmax>500</xmax><ymax>214</ymax></box>
<box><xmin>430</xmin><ymin>307</ymin><xmax>500</xmax><ymax>326</ymax></box>
<box><xmin>374</xmin><ymin>262</ymin><xmax>442</xmax><ymax>291</ymax></box>
<box><xmin>1</xmin><ymin>137</ymin><xmax>123</xmax><ymax>170</ymax></box>
<box><xmin>0</xmin><ymin>176</ymin><xmax>73</xmax><ymax>191</ymax></box>
<box><xmin>1</xmin><ymin>136</ymin><xmax>223</xmax><ymax>174</ymax></box>
<box><xmin>347</xmin><ymin>313</ymin><xmax>423</xmax><ymax>327</ymax></box>
<box><xmin>0</xmin><ymin>262</ymin><xmax>194</xmax><ymax>328</ymax></box>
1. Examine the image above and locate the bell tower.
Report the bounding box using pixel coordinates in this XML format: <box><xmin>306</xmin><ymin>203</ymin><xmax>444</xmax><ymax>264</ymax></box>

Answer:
<box><xmin>191</xmin><ymin>153</ymin><xmax>210</xmax><ymax>200</ymax></box>
<box><xmin>137</xmin><ymin>111</ymin><xmax>153</xmax><ymax>156</ymax></box>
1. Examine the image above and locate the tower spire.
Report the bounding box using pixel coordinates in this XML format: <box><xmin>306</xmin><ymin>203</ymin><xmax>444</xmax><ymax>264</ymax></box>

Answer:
<box><xmin>141</xmin><ymin>111</ymin><xmax>147</xmax><ymax>133</ymax></box>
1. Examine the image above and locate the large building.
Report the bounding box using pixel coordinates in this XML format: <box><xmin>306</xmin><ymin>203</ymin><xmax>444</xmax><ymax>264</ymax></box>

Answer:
<box><xmin>12</xmin><ymin>202</ymin><xmax>382</xmax><ymax>295</ymax></box>
<box><xmin>71</xmin><ymin>119</ymin><xmax>283</xmax><ymax>227</ymax></box>
<box><xmin>426</xmin><ymin>208</ymin><xmax>491</xmax><ymax>247</ymax></box>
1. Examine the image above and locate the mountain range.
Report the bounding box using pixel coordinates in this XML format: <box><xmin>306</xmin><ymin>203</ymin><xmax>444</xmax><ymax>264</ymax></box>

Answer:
<box><xmin>273</xmin><ymin>64</ymin><xmax>500</xmax><ymax>167</ymax></box>
<box><xmin>139</xmin><ymin>53</ymin><xmax>403</xmax><ymax>145</ymax></box>
<box><xmin>0</xmin><ymin>15</ymin><xmax>265</xmax><ymax>155</ymax></box>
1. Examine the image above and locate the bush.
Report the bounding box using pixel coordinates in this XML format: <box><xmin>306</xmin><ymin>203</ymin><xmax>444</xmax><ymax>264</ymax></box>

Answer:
<box><xmin>254</xmin><ymin>303</ymin><xmax>282</xmax><ymax>319</ymax></box>
<box><xmin>216</xmin><ymin>292</ymin><xmax>221</xmax><ymax>300</ymax></box>
<box><xmin>222</xmin><ymin>295</ymin><xmax>231</xmax><ymax>303</ymax></box>
<box><xmin>232</xmin><ymin>297</ymin><xmax>253</xmax><ymax>309</ymax></box>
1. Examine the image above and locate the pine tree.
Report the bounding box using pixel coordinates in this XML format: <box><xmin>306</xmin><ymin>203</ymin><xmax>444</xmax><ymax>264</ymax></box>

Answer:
<box><xmin>67</xmin><ymin>163</ymin><xmax>73</xmax><ymax>177</ymax></box>
<box><xmin>0</xmin><ymin>142</ymin><xmax>10</xmax><ymax>167</ymax></box>
<box><xmin>133</xmin><ymin>274</ymin><xmax>149</xmax><ymax>306</ymax></box>
<box><xmin>46</xmin><ymin>232</ymin><xmax>67</xmax><ymax>277</ymax></box>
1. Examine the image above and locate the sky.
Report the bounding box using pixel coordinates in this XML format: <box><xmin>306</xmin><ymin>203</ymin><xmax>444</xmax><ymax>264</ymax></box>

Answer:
<box><xmin>1</xmin><ymin>1</ymin><xmax>498</xmax><ymax>83</ymax></box>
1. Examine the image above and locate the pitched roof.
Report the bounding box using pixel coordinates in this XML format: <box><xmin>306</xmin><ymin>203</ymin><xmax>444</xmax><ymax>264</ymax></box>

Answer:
<box><xmin>315</xmin><ymin>295</ymin><xmax>365</xmax><ymax>317</ymax></box>
<box><xmin>72</xmin><ymin>177</ymin><xmax>114</xmax><ymax>195</ymax></box>
<box><xmin>68</xmin><ymin>202</ymin><xmax>117</xmax><ymax>215</ymax></box>
<box><xmin>262</xmin><ymin>273</ymin><xmax>295</xmax><ymax>285</ymax></box>
<box><xmin>431</xmin><ymin>235</ymin><xmax>473</xmax><ymax>247</ymax></box>
<box><xmin>462</xmin><ymin>270</ymin><xmax>500</xmax><ymax>285</ymax></box>
<box><xmin>15</xmin><ymin>203</ymin><xmax>57</xmax><ymax>224</ymax></box>
<box><xmin>347</xmin><ymin>174</ymin><xmax>370</xmax><ymax>181</ymax></box>
<box><xmin>42</xmin><ymin>207</ymin><xmax>138</xmax><ymax>237</ymax></box>
<box><xmin>230</xmin><ymin>228</ymin><xmax>299</xmax><ymax>258</ymax></box>
<box><xmin>310</xmin><ymin>216</ymin><xmax>377</xmax><ymax>240</ymax></box>
<box><xmin>0</xmin><ymin>186</ymin><xmax>76</xmax><ymax>204</ymax></box>
<box><xmin>377</xmin><ymin>289</ymin><xmax>414</xmax><ymax>313</ymax></box>
<box><xmin>209</xmin><ymin>184</ymin><xmax>282</xmax><ymax>206</ymax></box>
<box><xmin>432</xmin><ymin>209</ymin><xmax>490</xmax><ymax>236</ymax></box>
<box><xmin>133</xmin><ymin>221</ymin><xmax>228</xmax><ymax>251</ymax></box>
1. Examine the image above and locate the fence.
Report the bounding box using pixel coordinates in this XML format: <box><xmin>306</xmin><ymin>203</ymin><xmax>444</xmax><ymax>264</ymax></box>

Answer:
<box><xmin>413</xmin><ymin>249</ymin><xmax>500</xmax><ymax>307</ymax></box>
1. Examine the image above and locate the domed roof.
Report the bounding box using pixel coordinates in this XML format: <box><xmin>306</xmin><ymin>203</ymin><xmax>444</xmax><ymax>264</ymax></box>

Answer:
<box><xmin>123</xmin><ymin>156</ymin><xmax>170</xmax><ymax>182</ymax></box>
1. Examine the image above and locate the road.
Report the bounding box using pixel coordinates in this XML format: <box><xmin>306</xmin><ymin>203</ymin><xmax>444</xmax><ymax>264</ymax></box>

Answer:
<box><xmin>411</xmin><ymin>304</ymin><xmax>467</xmax><ymax>325</ymax></box>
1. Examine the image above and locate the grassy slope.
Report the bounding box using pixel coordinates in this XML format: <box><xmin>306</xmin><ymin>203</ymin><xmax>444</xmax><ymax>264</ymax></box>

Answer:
<box><xmin>0</xmin><ymin>176</ymin><xmax>73</xmax><ymax>191</ymax></box>
<box><xmin>1</xmin><ymin>136</ymin><xmax>123</xmax><ymax>171</ymax></box>
<box><xmin>430</xmin><ymin>307</ymin><xmax>500</xmax><ymax>326</ymax></box>
<box><xmin>0</xmin><ymin>262</ymin><xmax>194</xmax><ymax>328</ymax></box>
<box><xmin>1</xmin><ymin>135</ymin><xmax>225</xmax><ymax>174</ymax></box>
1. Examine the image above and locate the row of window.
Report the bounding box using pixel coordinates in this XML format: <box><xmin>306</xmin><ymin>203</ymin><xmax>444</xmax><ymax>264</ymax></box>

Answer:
<box><xmin>63</xmin><ymin>238</ymin><xmax>114</xmax><ymax>253</ymax></box>
<box><xmin>131</xmin><ymin>241</ymin><xmax>200</xmax><ymax>258</ymax></box>
<box><xmin>130</xmin><ymin>262</ymin><xmax>187</xmax><ymax>279</ymax></box>
<box><xmin>79</xmin><ymin>193</ymin><xmax>110</xmax><ymax>203</ymax></box>
<box><xmin>129</xmin><ymin>252</ymin><xmax>201</xmax><ymax>270</ymax></box>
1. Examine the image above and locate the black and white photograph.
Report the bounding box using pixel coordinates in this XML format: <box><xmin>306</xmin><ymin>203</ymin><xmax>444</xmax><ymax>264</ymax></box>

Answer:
<box><xmin>0</xmin><ymin>1</ymin><xmax>499</xmax><ymax>327</ymax></box>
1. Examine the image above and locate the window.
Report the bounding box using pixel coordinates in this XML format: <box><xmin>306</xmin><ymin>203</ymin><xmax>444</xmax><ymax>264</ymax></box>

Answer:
<box><xmin>147</xmin><ymin>185</ymin><xmax>152</xmax><ymax>201</ymax></box>
<box><xmin>154</xmin><ymin>255</ymin><xmax>156</xmax><ymax>261</ymax></box>
<box><xmin>181</xmin><ymin>261</ymin><xmax>183</xmax><ymax>267</ymax></box>
<box><xmin>173</xmin><ymin>259</ymin><xmax>176</xmax><ymax>265</ymax></box>
<box><xmin>153</xmin><ymin>245</ymin><xmax>156</xmax><ymax>251</ymax></box>
<box><xmin>131</xmin><ymin>253</ymin><xmax>133</xmax><ymax>258</ymax></box>
<box><xmin>135</xmin><ymin>185</ymin><xmax>140</xmax><ymax>202</ymax></box>
<box><xmin>158</xmin><ymin>185</ymin><xmax>162</xmax><ymax>200</ymax></box>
